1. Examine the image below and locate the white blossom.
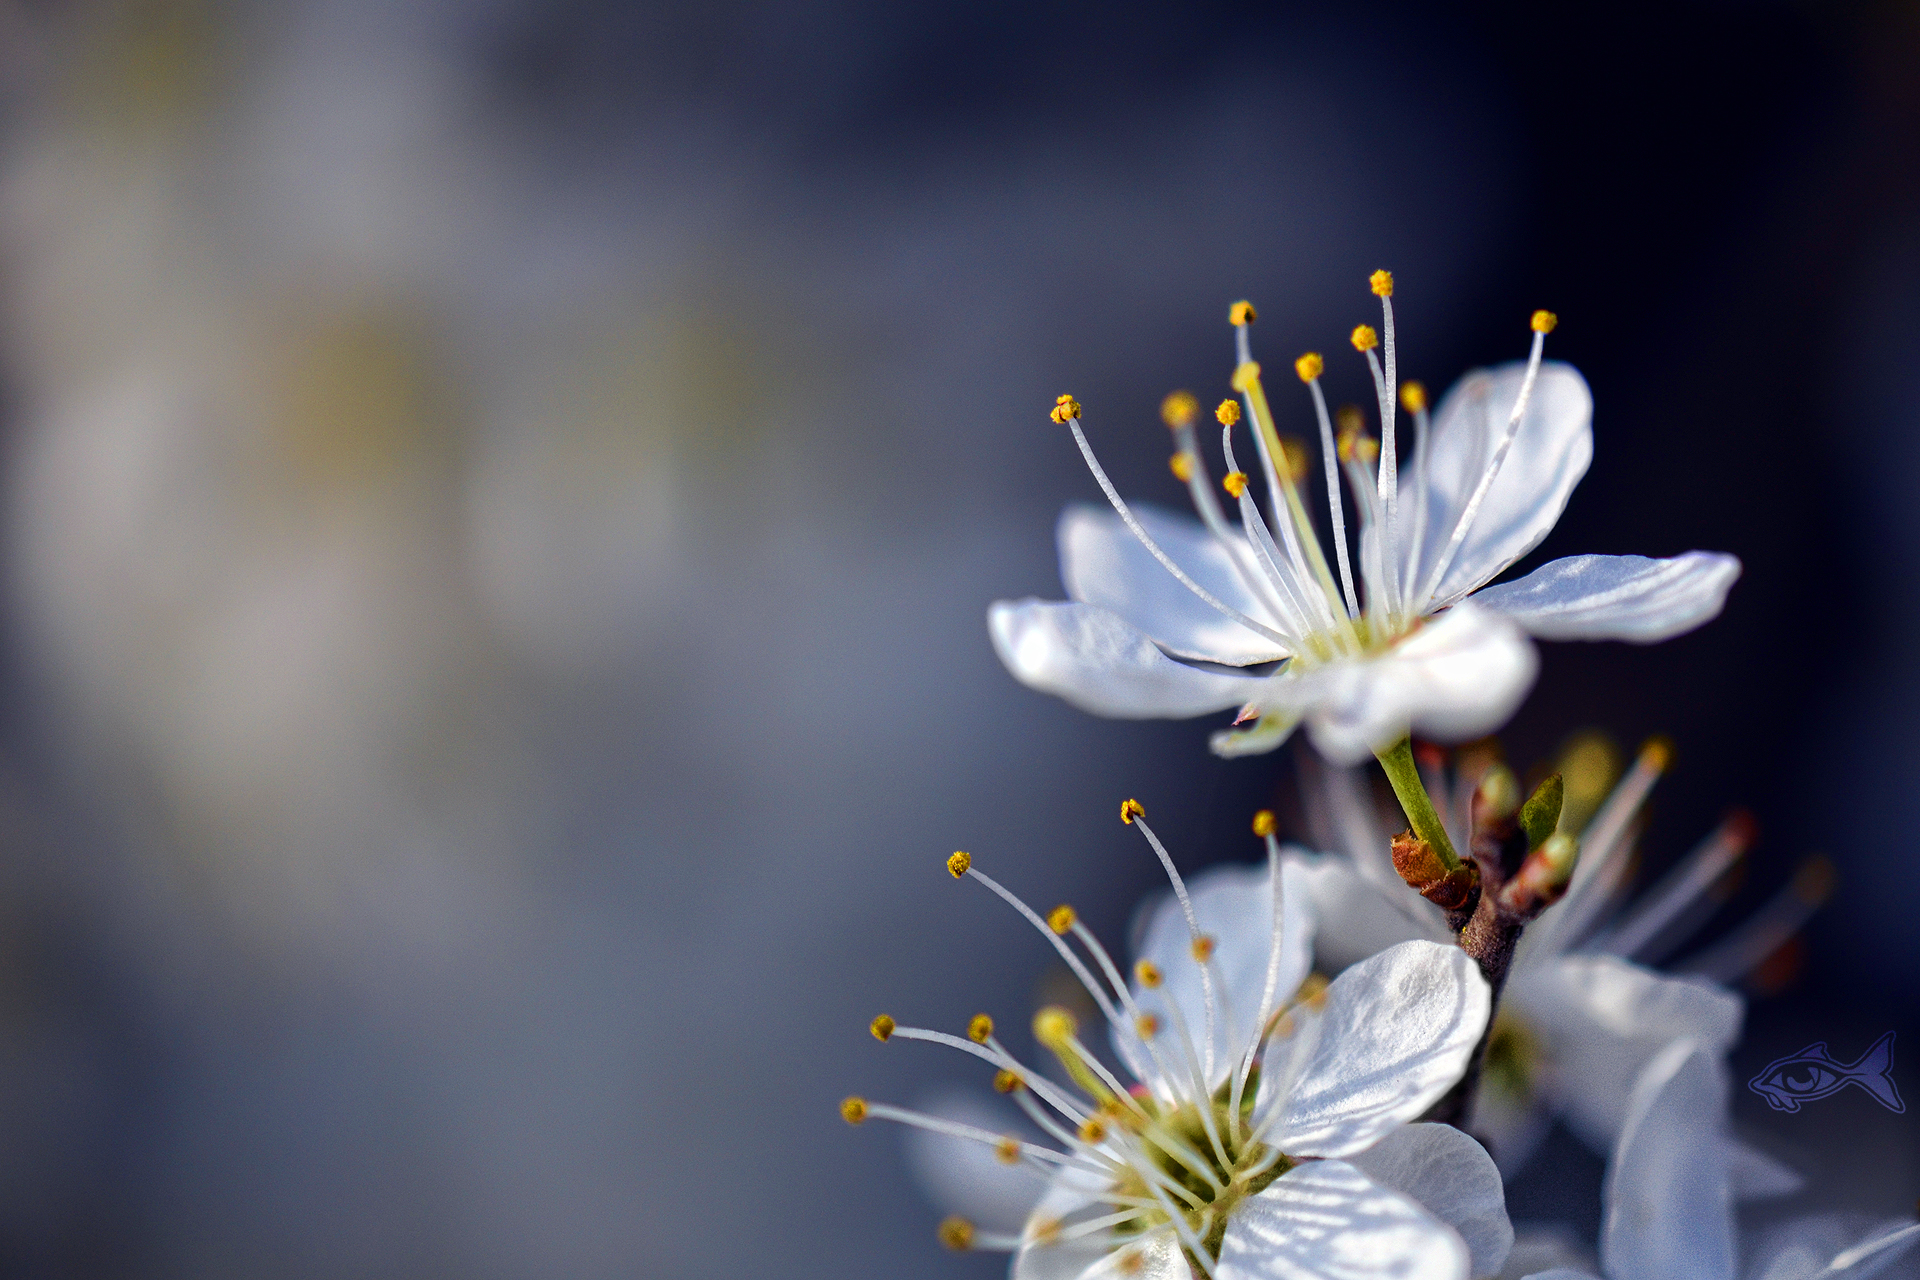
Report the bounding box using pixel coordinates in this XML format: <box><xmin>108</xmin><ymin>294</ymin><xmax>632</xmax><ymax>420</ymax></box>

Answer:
<box><xmin>1278</xmin><ymin>742</ymin><xmax>1825</xmax><ymax>1177</ymax></box>
<box><xmin>991</xmin><ymin>289</ymin><xmax>1738</xmax><ymax>762</ymax></box>
<box><xmin>848</xmin><ymin>805</ymin><xmax>1505</xmax><ymax>1279</ymax></box>
<box><xmin>1510</xmin><ymin>1040</ymin><xmax>1920</xmax><ymax>1280</ymax></box>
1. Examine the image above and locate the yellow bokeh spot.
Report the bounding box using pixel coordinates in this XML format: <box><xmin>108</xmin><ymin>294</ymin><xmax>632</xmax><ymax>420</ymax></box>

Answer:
<box><xmin>1047</xmin><ymin>904</ymin><xmax>1078</xmax><ymax>935</ymax></box>
<box><xmin>992</xmin><ymin>1069</ymin><xmax>1023</xmax><ymax>1094</ymax></box>
<box><xmin>1161</xmin><ymin>389</ymin><xmax>1199</xmax><ymax>428</ymax></box>
<box><xmin>947</xmin><ymin>851</ymin><xmax>972</xmax><ymax>878</ymax></box>
<box><xmin>1278</xmin><ymin>436</ymin><xmax>1309</xmax><ymax>484</ymax></box>
<box><xmin>1229</xmin><ymin>300</ymin><xmax>1258</xmax><ymax>326</ymax></box>
<box><xmin>1191</xmin><ymin>934</ymin><xmax>1216</xmax><ymax>963</ymax></box>
<box><xmin>1350</xmin><ymin>324</ymin><xmax>1379</xmax><ymax>353</ymax></box>
<box><xmin>1222</xmin><ymin>471</ymin><xmax>1249</xmax><ymax>499</ymax></box>
<box><xmin>1369</xmin><ymin>269</ymin><xmax>1394</xmax><ymax>297</ymax></box>
<box><xmin>840</xmin><ymin>1096</ymin><xmax>868</xmax><ymax>1124</ymax></box>
<box><xmin>1034</xmin><ymin>1006</ymin><xmax>1078</xmax><ymax>1047</ymax></box>
<box><xmin>1134</xmin><ymin>959</ymin><xmax>1163</xmax><ymax>988</ymax></box>
<box><xmin>1216</xmin><ymin>399</ymin><xmax>1242</xmax><ymax>426</ymax></box>
<box><xmin>1169</xmin><ymin>452</ymin><xmax>1194</xmax><ymax>482</ymax></box>
<box><xmin>1135</xmin><ymin>1013</ymin><xmax>1160</xmax><ymax>1039</ymax></box>
<box><xmin>870</xmin><ymin>1014</ymin><xmax>895</xmax><ymax>1042</ymax></box>
<box><xmin>1531</xmin><ymin>310</ymin><xmax>1558</xmax><ymax>334</ymax></box>
<box><xmin>1230</xmin><ymin>360</ymin><xmax>1262</xmax><ymax>392</ymax></box>
<box><xmin>938</xmin><ymin>1217</ymin><xmax>976</xmax><ymax>1251</ymax></box>
<box><xmin>1639</xmin><ymin>735</ymin><xmax>1675</xmax><ymax>773</ymax></box>
<box><xmin>1120</xmin><ymin>798</ymin><xmax>1146</xmax><ymax>824</ymax></box>
<box><xmin>995</xmin><ymin>1136</ymin><xmax>1022</xmax><ymax>1165</ymax></box>
<box><xmin>1400</xmin><ymin>380</ymin><xmax>1427</xmax><ymax>413</ymax></box>
<box><xmin>1252</xmin><ymin>809</ymin><xmax>1277</xmax><ymax>837</ymax></box>
<box><xmin>1293</xmin><ymin>352</ymin><xmax>1324</xmax><ymax>383</ymax></box>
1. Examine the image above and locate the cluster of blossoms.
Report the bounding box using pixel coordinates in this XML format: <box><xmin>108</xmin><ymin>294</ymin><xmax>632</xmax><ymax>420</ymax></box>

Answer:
<box><xmin>841</xmin><ymin>277</ymin><xmax>1919</xmax><ymax>1280</ymax></box>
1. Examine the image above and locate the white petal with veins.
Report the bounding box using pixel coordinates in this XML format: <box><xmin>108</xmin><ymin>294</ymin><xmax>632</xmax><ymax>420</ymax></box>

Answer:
<box><xmin>1218</xmin><ymin>1159</ymin><xmax>1469</xmax><ymax>1280</ymax></box>
<box><xmin>1471</xmin><ymin>552</ymin><xmax>1741</xmax><ymax>642</ymax></box>
<box><xmin>1409</xmin><ymin>362</ymin><xmax>1593</xmax><ymax>610</ymax></box>
<box><xmin>1260</xmin><ymin>940</ymin><xmax>1489</xmax><ymax>1159</ymax></box>
<box><xmin>1059</xmin><ymin>502</ymin><xmax>1290</xmax><ymax>664</ymax></box>
<box><xmin>988</xmin><ymin>598</ymin><xmax>1255</xmax><ymax>718</ymax></box>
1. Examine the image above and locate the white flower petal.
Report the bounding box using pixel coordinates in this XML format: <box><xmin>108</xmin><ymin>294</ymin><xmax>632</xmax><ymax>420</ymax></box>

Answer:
<box><xmin>1746</xmin><ymin>1215</ymin><xmax>1920</xmax><ymax>1280</ymax></box>
<box><xmin>1218</xmin><ymin>1159</ymin><xmax>1469</xmax><ymax>1280</ymax></box>
<box><xmin>1409</xmin><ymin>362</ymin><xmax>1593</xmax><ymax>610</ymax></box>
<box><xmin>1726</xmin><ymin>1138</ymin><xmax>1805</xmax><ymax>1202</ymax></box>
<box><xmin>1263</xmin><ymin>940</ymin><xmax>1490</xmax><ymax>1158</ymax></box>
<box><xmin>1503</xmin><ymin>953</ymin><xmax>1741</xmax><ymax>1155</ymax></box>
<box><xmin>988</xmin><ymin>598</ymin><xmax>1256</xmax><ymax>718</ymax></box>
<box><xmin>1600</xmin><ymin>1040</ymin><xmax>1735</xmax><ymax>1280</ymax></box>
<box><xmin>1121</xmin><ymin>859</ymin><xmax>1316</xmax><ymax>1091</ymax></box>
<box><xmin>1470</xmin><ymin>552</ymin><xmax>1741</xmax><ymax>643</ymax></box>
<box><xmin>1466</xmin><ymin>1071</ymin><xmax>1554</xmax><ymax>1181</ymax></box>
<box><xmin>1014</xmin><ymin>1226</ymin><xmax>1188</xmax><ymax>1280</ymax></box>
<box><xmin>1515</xmin><ymin>1271</ymin><xmax>1601</xmax><ymax>1280</ymax></box>
<box><xmin>1058</xmin><ymin>502</ymin><xmax>1289</xmax><ymax>664</ymax></box>
<box><xmin>1256</xmin><ymin>603</ymin><xmax>1537</xmax><ymax>764</ymax></box>
<box><xmin>1347</xmin><ymin>1123</ymin><xmax>1514</xmax><ymax>1279</ymax></box>
<box><xmin>1013</xmin><ymin>1166</ymin><xmax>1127</xmax><ymax>1280</ymax></box>
<box><xmin>1284</xmin><ymin>850</ymin><xmax>1443</xmax><ymax>973</ymax></box>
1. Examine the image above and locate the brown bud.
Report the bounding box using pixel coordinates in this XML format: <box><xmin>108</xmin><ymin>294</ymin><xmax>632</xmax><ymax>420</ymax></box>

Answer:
<box><xmin>1391</xmin><ymin>832</ymin><xmax>1481</xmax><ymax>911</ymax></box>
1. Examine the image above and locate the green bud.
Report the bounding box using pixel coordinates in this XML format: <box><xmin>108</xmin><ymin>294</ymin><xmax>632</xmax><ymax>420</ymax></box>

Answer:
<box><xmin>1519</xmin><ymin>773</ymin><xmax>1564</xmax><ymax>851</ymax></box>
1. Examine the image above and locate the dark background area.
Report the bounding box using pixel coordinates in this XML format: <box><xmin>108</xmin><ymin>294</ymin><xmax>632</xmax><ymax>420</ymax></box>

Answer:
<box><xmin>0</xmin><ymin>1</ymin><xmax>1912</xmax><ymax>1275</ymax></box>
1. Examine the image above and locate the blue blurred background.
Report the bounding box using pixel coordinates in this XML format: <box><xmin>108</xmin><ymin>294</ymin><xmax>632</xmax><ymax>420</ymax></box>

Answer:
<box><xmin>0</xmin><ymin>1</ymin><xmax>1913</xmax><ymax>1275</ymax></box>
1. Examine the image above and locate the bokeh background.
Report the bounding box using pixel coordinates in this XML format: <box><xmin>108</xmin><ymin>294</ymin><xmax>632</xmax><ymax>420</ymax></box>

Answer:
<box><xmin>0</xmin><ymin>0</ymin><xmax>1913</xmax><ymax>1275</ymax></box>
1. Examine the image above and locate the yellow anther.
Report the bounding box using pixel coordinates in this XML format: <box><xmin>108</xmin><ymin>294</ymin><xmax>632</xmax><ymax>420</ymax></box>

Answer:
<box><xmin>1252</xmin><ymin>809</ymin><xmax>1277</xmax><ymax>838</ymax></box>
<box><xmin>1230</xmin><ymin>360</ymin><xmax>1262</xmax><ymax>392</ymax></box>
<box><xmin>1294</xmin><ymin>352</ymin><xmax>1324</xmax><ymax>383</ymax></box>
<box><xmin>840</xmin><ymin>1096</ymin><xmax>868</xmax><ymax>1124</ymax></box>
<box><xmin>1229</xmin><ymin>300</ymin><xmax>1257</xmax><ymax>326</ymax></box>
<box><xmin>1033</xmin><ymin>1006</ymin><xmax>1078</xmax><ymax>1048</ymax></box>
<box><xmin>1640</xmin><ymin>735</ymin><xmax>1675</xmax><ymax>773</ymax></box>
<box><xmin>1047</xmin><ymin>904</ymin><xmax>1078</xmax><ymax>935</ymax></box>
<box><xmin>1191</xmin><ymin>934</ymin><xmax>1216</xmax><ymax>963</ymax></box>
<box><xmin>1134</xmin><ymin>959</ymin><xmax>1162</xmax><ymax>988</ymax></box>
<box><xmin>1169</xmin><ymin>452</ymin><xmax>1194</xmax><ymax>482</ymax></box>
<box><xmin>947</xmin><ymin>850</ymin><xmax>972</xmax><ymax>878</ymax></box>
<box><xmin>1335</xmin><ymin>422</ymin><xmax>1360</xmax><ymax>464</ymax></box>
<box><xmin>1120</xmin><ymin>798</ymin><xmax>1145</xmax><ymax>824</ymax></box>
<box><xmin>1135</xmin><ymin>1013</ymin><xmax>1160</xmax><ymax>1039</ymax></box>
<box><xmin>1369</xmin><ymin>269</ymin><xmax>1394</xmax><ymax>297</ymax></box>
<box><xmin>995</xmin><ymin>1135</ymin><xmax>1022</xmax><ymax>1165</ymax></box>
<box><xmin>1400</xmin><ymin>380</ymin><xmax>1427</xmax><ymax>413</ymax></box>
<box><xmin>938</xmin><ymin>1217</ymin><xmax>976</xmax><ymax>1251</ymax></box>
<box><xmin>1030</xmin><ymin>1216</ymin><xmax>1063</xmax><ymax>1247</ymax></box>
<box><xmin>1335</xmin><ymin>403</ymin><xmax>1364</xmax><ymax>434</ymax></box>
<box><xmin>1116</xmin><ymin>1248</ymin><xmax>1146</xmax><ymax>1276</ymax></box>
<box><xmin>1531</xmin><ymin>309</ymin><xmax>1558</xmax><ymax>334</ymax></box>
<box><xmin>1079</xmin><ymin>1116</ymin><xmax>1109</xmax><ymax>1144</ymax></box>
<box><xmin>964</xmin><ymin>1013</ymin><xmax>994</xmax><ymax>1043</ymax></box>
<box><xmin>992</xmin><ymin>1069</ymin><xmax>1023</xmax><ymax>1093</ymax></box>
<box><xmin>1222</xmin><ymin>471</ymin><xmax>1250</xmax><ymax>499</ymax></box>
<box><xmin>1350</xmin><ymin>324</ymin><xmax>1379</xmax><ymax>353</ymax></box>
<box><xmin>1215</xmin><ymin>398</ymin><xmax>1241</xmax><ymax>426</ymax></box>
<box><xmin>870</xmin><ymin>1014</ymin><xmax>895</xmax><ymax>1042</ymax></box>
<box><xmin>1050</xmin><ymin>394</ymin><xmax>1082</xmax><ymax>424</ymax></box>
<box><xmin>1161</xmin><ymin>390</ymin><xmax>1199</xmax><ymax>429</ymax></box>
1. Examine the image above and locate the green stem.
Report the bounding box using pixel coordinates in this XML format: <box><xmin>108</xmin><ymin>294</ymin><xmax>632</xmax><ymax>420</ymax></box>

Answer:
<box><xmin>1375</xmin><ymin>736</ymin><xmax>1460</xmax><ymax>870</ymax></box>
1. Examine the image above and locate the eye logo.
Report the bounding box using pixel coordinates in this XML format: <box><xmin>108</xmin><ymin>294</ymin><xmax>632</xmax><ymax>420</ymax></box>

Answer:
<box><xmin>1748</xmin><ymin>1031</ymin><xmax>1905</xmax><ymax>1114</ymax></box>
